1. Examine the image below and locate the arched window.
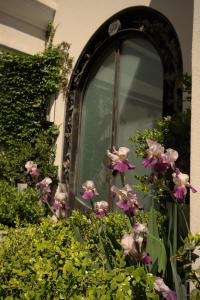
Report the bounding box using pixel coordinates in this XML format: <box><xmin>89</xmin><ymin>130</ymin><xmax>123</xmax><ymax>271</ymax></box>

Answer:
<box><xmin>64</xmin><ymin>7</ymin><xmax>182</xmax><ymax>210</ymax></box>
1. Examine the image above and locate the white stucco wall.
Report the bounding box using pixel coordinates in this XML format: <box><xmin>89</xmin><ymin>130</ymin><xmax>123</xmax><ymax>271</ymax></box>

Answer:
<box><xmin>0</xmin><ymin>0</ymin><xmax>56</xmax><ymax>54</ymax></box>
<box><xmin>54</xmin><ymin>0</ymin><xmax>193</xmax><ymax>73</ymax></box>
<box><xmin>191</xmin><ymin>0</ymin><xmax>200</xmax><ymax>234</ymax></box>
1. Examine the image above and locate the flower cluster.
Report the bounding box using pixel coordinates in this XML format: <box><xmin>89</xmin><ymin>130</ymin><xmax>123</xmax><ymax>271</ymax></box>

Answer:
<box><xmin>36</xmin><ymin>177</ymin><xmax>52</xmax><ymax>202</ymax></box>
<box><xmin>154</xmin><ymin>277</ymin><xmax>177</xmax><ymax>300</ymax></box>
<box><xmin>25</xmin><ymin>161</ymin><xmax>40</xmax><ymax>177</ymax></box>
<box><xmin>107</xmin><ymin>146</ymin><xmax>135</xmax><ymax>173</ymax></box>
<box><xmin>143</xmin><ymin>139</ymin><xmax>197</xmax><ymax>200</ymax></box>
<box><xmin>111</xmin><ymin>184</ymin><xmax>143</xmax><ymax>216</ymax></box>
<box><xmin>121</xmin><ymin>222</ymin><xmax>151</xmax><ymax>265</ymax></box>
<box><xmin>143</xmin><ymin>139</ymin><xmax>178</xmax><ymax>173</ymax></box>
<box><xmin>80</xmin><ymin>181</ymin><xmax>109</xmax><ymax>218</ymax></box>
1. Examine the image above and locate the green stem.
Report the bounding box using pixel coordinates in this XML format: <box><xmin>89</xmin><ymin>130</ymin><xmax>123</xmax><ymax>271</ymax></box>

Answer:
<box><xmin>180</xmin><ymin>204</ymin><xmax>190</xmax><ymax>234</ymax></box>
<box><xmin>90</xmin><ymin>199</ymin><xmax>95</xmax><ymax>211</ymax></box>
<box><xmin>46</xmin><ymin>201</ymin><xmax>60</xmax><ymax>220</ymax></box>
<box><xmin>120</xmin><ymin>172</ymin><xmax>125</xmax><ymax>187</ymax></box>
<box><xmin>173</xmin><ymin>203</ymin><xmax>178</xmax><ymax>256</ymax></box>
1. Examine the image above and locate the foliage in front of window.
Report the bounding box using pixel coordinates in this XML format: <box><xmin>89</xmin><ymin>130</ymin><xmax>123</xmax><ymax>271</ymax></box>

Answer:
<box><xmin>0</xmin><ymin>213</ymin><xmax>158</xmax><ymax>300</ymax></box>
<box><xmin>130</xmin><ymin>73</ymin><xmax>191</xmax><ymax>175</ymax></box>
<box><xmin>129</xmin><ymin>110</ymin><xmax>190</xmax><ymax>175</ymax></box>
<box><xmin>0</xmin><ymin>44</ymin><xmax>72</xmax><ymax>185</ymax></box>
<box><xmin>176</xmin><ymin>233</ymin><xmax>200</xmax><ymax>300</ymax></box>
<box><xmin>0</xmin><ymin>181</ymin><xmax>46</xmax><ymax>227</ymax></box>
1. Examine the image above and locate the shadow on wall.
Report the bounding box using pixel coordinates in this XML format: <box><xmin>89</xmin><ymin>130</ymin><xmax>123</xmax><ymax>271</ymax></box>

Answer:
<box><xmin>150</xmin><ymin>0</ymin><xmax>194</xmax><ymax>73</ymax></box>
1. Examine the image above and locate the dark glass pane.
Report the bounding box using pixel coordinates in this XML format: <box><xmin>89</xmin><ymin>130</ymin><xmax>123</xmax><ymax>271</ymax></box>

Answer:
<box><xmin>77</xmin><ymin>50</ymin><xmax>115</xmax><ymax>203</ymax></box>
<box><xmin>117</xmin><ymin>38</ymin><xmax>163</xmax><ymax>209</ymax></box>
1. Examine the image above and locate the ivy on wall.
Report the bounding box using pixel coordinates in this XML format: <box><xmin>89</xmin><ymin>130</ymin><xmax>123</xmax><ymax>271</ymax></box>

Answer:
<box><xmin>0</xmin><ymin>42</ymin><xmax>72</xmax><ymax>185</ymax></box>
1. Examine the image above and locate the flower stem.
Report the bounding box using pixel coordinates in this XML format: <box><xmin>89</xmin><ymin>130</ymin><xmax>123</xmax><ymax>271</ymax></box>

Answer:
<box><xmin>46</xmin><ymin>201</ymin><xmax>60</xmax><ymax>220</ymax></box>
<box><xmin>120</xmin><ymin>172</ymin><xmax>126</xmax><ymax>187</ymax></box>
<box><xmin>90</xmin><ymin>199</ymin><xmax>95</xmax><ymax>211</ymax></box>
<box><xmin>180</xmin><ymin>204</ymin><xmax>190</xmax><ymax>233</ymax></box>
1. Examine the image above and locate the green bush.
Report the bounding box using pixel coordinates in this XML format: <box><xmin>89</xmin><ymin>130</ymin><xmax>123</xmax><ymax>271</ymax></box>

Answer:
<box><xmin>0</xmin><ymin>181</ymin><xmax>46</xmax><ymax>227</ymax></box>
<box><xmin>0</xmin><ymin>126</ymin><xmax>59</xmax><ymax>186</ymax></box>
<box><xmin>0</xmin><ymin>212</ymin><xmax>158</xmax><ymax>299</ymax></box>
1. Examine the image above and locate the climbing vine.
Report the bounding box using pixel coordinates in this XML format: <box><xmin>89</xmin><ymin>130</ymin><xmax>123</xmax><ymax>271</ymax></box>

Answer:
<box><xmin>0</xmin><ymin>28</ymin><xmax>72</xmax><ymax>185</ymax></box>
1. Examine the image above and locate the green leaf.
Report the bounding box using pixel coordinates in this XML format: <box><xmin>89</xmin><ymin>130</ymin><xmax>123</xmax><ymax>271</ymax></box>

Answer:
<box><xmin>170</xmin><ymin>255</ymin><xmax>187</xmax><ymax>300</ymax></box>
<box><xmin>146</xmin><ymin>206</ymin><xmax>167</xmax><ymax>275</ymax></box>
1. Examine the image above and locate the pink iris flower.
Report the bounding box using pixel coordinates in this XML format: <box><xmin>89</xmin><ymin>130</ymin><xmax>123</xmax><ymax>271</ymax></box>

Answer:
<box><xmin>154</xmin><ymin>278</ymin><xmax>177</xmax><ymax>300</ymax></box>
<box><xmin>36</xmin><ymin>177</ymin><xmax>52</xmax><ymax>202</ymax></box>
<box><xmin>120</xmin><ymin>222</ymin><xmax>151</xmax><ymax>265</ymax></box>
<box><xmin>94</xmin><ymin>201</ymin><xmax>109</xmax><ymax>218</ymax></box>
<box><xmin>52</xmin><ymin>192</ymin><xmax>67</xmax><ymax>210</ymax></box>
<box><xmin>111</xmin><ymin>185</ymin><xmax>142</xmax><ymax>215</ymax></box>
<box><xmin>25</xmin><ymin>160</ymin><xmax>40</xmax><ymax>177</ymax></box>
<box><xmin>121</xmin><ymin>234</ymin><xmax>136</xmax><ymax>256</ymax></box>
<box><xmin>133</xmin><ymin>223</ymin><xmax>148</xmax><ymax>251</ymax></box>
<box><xmin>107</xmin><ymin>146</ymin><xmax>135</xmax><ymax>173</ymax></box>
<box><xmin>143</xmin><ymin>140</ymin><xmax>178</xmax><ymax>173</ymax></box>
<box><xmin>36</xmin><ymin>177</ymin><xmax>52</xmax><ymax>191</ymax></box>
<box><xmin>80</xmin><ymin>180</ymin><xmax>99</xmax><ymax>200</ymax></box>
<box><xmin>172</xmin><ymin>171</ymin><xmax>197</xmax><ymax>200</ymax></box>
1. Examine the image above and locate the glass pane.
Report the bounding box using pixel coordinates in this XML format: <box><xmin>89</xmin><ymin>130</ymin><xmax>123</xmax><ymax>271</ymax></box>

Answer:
<box><xmin>77</xmin><ymin>49</ymin><xmax>115</xmax><ymax>203</ymax></box>
<box><xmin>117</xmin><ymin>38</ymin><xmax>163</xmax><ymax>209</ymax></box>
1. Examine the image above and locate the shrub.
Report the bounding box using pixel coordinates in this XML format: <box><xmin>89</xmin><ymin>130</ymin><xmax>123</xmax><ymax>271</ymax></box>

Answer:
<box><xmin>0</xmin><ymin>213</ymin><xmax>158</xmax><ymax>299</ymax></box>
<box><xmin>0</xmin><ymin>181</ymin><xmax>46</xmax><ymax>227</ymax></box>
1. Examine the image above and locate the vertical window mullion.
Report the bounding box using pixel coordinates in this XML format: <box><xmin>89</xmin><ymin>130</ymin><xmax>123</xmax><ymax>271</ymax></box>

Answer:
<box><xmin>108</xmin><ymin>43</ymin><xmax>121</xmax><ymax>208</ymax></box>
<box><xmin>111</xmin><ymin>43</ymin><xmax>121</xmax><ymax>148</ymax></box>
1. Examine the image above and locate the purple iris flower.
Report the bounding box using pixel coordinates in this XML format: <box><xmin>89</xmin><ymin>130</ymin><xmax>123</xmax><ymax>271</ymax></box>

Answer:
<box><xmin>107</xmin><ymin>146</ymin><xmax>135</xmax><ymax>173</ymax></box>
<box><xmin>80</xmin><ymin>180</ymin><xmax>99</xmax><ymax>200</ymax></box>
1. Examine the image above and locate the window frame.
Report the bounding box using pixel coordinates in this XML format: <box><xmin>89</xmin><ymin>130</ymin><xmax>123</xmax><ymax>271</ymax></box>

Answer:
<box><xmin>63</xmin><ymin>7</ymin><xmax>183</xmax><ymax>211</ymax></box>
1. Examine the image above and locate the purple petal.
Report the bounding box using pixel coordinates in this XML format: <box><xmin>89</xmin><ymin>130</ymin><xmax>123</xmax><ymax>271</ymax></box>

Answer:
<box><xmin>154</xmin><ymin>163</ymin><xmax>169</xmax><ymax>173</ymax></box>
<box><xmin>113</xmin><ymin>162</ymin><xmax>128</xmax><ymax>173</ymax></box>
<box><xmin>30</xmin><ymin>169</ymin><xmax>40</xmax><ymax>177</ymax></box>
<box><xmin>96</xmin><ymin>211</ymin><xmax>107</xmax><ymax>218</ymax></box>
<box><xmin>165</xmin><ymin>290</ymin><xmax>177</xmax><ymax>300</ymax></box>
<box><xmin>143</xmin><ymin>255</ymin><xmax>152</xmax><ymax>265</ymax></box>
<box><xmin>127</xmin><ymin>162</ymin><xmax>135</xmax><ymax>170</ymax></box>
<box><xmin>128</xmin><ymin>207</ymin><xmax>136</xmax><ymax>216</ymax></box>
<box><xmin>174</xmin><ymin>167</ymin><xmax>181</xmax><ymax>175</ymax></box>
<box><xmin>52</xmin><ymin>203</ymin><xmax>62</xmax><ymax>210</ymax></box>
<box><xmin>82</xmin><ymin>191</ymin><xmax>94</xmax><ymax>200</ymax></box>
<box><xmin>116</xmin><ymin>200</ymin><xmax>131</xmax><ymax>211</ymax></box>
<box><xmin>174</xmin><ymin>186</ymin><xmax>187</xmax><ymax>200</ymax></box>
<box><xmin>190</xmin><ymin>186</ymin><xmax>197</xmax><ymax>193</ymax></box>
<box><xmin>143</xmin><ymin>157</ymin><xmax>157</xmax><ymax>168</ymax></box>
